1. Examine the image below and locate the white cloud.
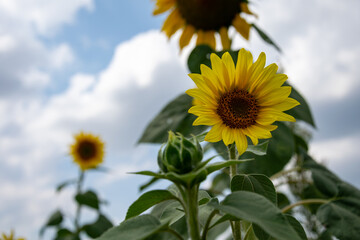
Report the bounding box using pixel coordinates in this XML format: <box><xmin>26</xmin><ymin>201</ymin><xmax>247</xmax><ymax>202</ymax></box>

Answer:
<box><xmin>50</xmin><ymin>43</ymin><xmax>75</xmax><ymax>69</ymax></box>
<box><xmin>0</xmin><ymin>0</ymin><xmax>94</xmax><ymax>35</ymax></box>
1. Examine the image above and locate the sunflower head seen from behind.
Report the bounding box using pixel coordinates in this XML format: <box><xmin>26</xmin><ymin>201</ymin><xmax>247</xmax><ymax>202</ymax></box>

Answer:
<box><xmin>153</xmin><ymin>0</ymin><xmax>253</xmax><ymax>50</ymax></box>
<box><xmin>70</xmin><ymin>132</ymin><xmax>105</xmax><ymax>171</ymax></box>
<box><xmin>186</xmin><ymin>49</ymin><xmax>299</xmax><ymax>155</ymax></box>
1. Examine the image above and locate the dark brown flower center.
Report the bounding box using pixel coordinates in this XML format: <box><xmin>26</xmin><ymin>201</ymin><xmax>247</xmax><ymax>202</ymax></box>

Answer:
<box><xmin>77</xmin><ymin>141</ymin><xmax>97</xmax><ymax>160</ymax></box>
<box><xmin>176</xmin><ymin>0</ymin><xmax>241</xmax><ymax>31</ymax></box>
<box><xmin>217</xmin><ymin>89</ymin><xmax>259</xmax><ymax>129</ymax></box>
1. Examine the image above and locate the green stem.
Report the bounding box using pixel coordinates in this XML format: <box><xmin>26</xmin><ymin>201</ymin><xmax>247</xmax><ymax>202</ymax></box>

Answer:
<box><xmin>74</xmin><ymin>170</ymin><xmax>85</xmax><ymax>232</ymax></box>
<box><xmin>270</xmin><ymin>167</ymin><xmax>301</xmax><ymax>181</ymax></box>
<box><xmin>163</xmin><ymin>228</ymin><xmax>184</xmax><ymax>240</ymax></box>
<box><xmin>227</xmin><ymin>144</ymin><xmax>241</xmax><ymax>240</ymax></box>
<box><xmin>281</xmin><ymin>199</ymin><xmax>329</xmax><ymax>213</ymax></box>
<box><xmin>185</xmin><ymin>185</ymin><xmax>201</xmax><ymax>240</ymax></box>
<box><xmin>201</xmin><ymin>210</ymin><xmax>218</xmax><ymax>240</ymax></box>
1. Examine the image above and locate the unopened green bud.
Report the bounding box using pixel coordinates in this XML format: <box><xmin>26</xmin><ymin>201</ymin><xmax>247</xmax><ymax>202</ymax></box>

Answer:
<box><xmin>158</xmin><ymin>131</ymin><xmax>203</xmax><ymax>174</ymax></box>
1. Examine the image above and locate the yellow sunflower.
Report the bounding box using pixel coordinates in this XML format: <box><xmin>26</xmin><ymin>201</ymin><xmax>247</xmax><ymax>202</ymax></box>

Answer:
<box><xmin>1</xmin><ymin>230</ymin><xmax>25</xmax><ymax>240</ymax></box>
<box><xmin>70</xmin><ymin>132</ymin><xmax>105</xmax><ymax>170</ymax></box>
<box><xmin>186</xmin><ymin>49</ymin><xmax>299</xmax><ymax>155</ymax></box>
<box><xmin>153</xmin><ymin>0</ymin><xmax>254</xmax><ymax>50</ymax></box>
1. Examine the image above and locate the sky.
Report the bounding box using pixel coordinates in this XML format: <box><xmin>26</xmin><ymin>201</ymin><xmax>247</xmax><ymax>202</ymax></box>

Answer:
<box><xmin>0</xmin><ymin>0</ymin><xmax>359</xmax><ymax>239</ymax></box>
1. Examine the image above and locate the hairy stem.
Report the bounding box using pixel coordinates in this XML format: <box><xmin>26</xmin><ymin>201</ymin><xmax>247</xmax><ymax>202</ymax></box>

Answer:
<box><xmin>201</xmin><ymin>210</ymin><xmax>219</xmax><ymax>240</ymax></box>
<box><xmin>282</xmin><ymin>199</ymin><xmax>329</xmax><ymax>213</ymax></box>
<box><xmin>74</xmin><ymin>170</ymin><xmax>85</xmax><ymax>232</ymax></box>
<box><xmin>185</xmin><ymin>186</ymin><xmax>201</xmax><ymax>240</ymax></box>
<box><xmin>227</xmin><ymin>144</ymin><xmax>241</xmax><ymax>240</ymax></box>
<box><xmin>270</xmin><ymin>167</ymin><xmax>301</xmax><ymax>181</ymax></box>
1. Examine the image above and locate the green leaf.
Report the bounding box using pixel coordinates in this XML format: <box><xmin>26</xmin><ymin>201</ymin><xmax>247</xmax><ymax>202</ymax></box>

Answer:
<box><xmin>206</xmin><ymin>159</ymin><xmax>253</xmax><ymax>174</ymax></box>
<box><xmin>56</xmin><ymin>179</ymin><xmax>76</xmax><ymax>192</ymax></box>
<box><xmin>286</xmin><ymin>83</ymin><xmax>316</xmax><ymax>127</ymax></box>
<box><xmin>209</xmin><ymin>191</ymin><xmax>303</xmax><ymax>240</ymax></box>
<box><xmin>231</xmin><ymin>174</ymin><xmax>277</xmax><ymax>204</ymax></box>
<box><xmin>83</xmin><ymin>214</ymin><xmax>113</xmax><ymax>238</ymax></box>
<box><xmin>244</xmin><ymin>225</ymin><xmax>259</xmax><ymax>240</ymax></box>
<box><xmin>246</xmin><ymin>141</ymin><xmax>269</xmax><ymax>156</ymax></box>
<box><xmin>187</xmin><ymin>45</ymin><xmax>213</xmax><ymax>74</ymax></box>
<box><xmin>55</xmin><ymin>229</ymin><xmax>79</xmax><ymax>240</ymax></box>
<box><xmin>284</xmin><ymin>215</ymin><xmax>307</xmax><ymax>240</ymax></box>
<box><xmin>75</xmin><ymin>190</ymin><xmax>100</xmax><ymax>210</ymax></box>
<box><xmin>40</xmin><ymin>210</ymin><xmax>63</xmax><ymax>236</ymax></box>
<box><xmin>138</xmin><ymin>94</ymin><xmax>207</xmax><ymax>143</ymax></box>
<box><xmin>139</xmin><ymin>177</ymin><xmax>160</xmax><ymax>192</ymax></box>
<box><xmin>97</xmin><ymin>215</ymin><xmax>168</xmax><ymax>240</ymax></box>
<box><xmin>277</xmin><ymin>193</ymin><xmax>291</xmax><ymax>209</ymax></box>
<box><xmin>252</xmin><ymin>24</ymin><xmax>281</xmax><ymax>52</ymax></box>
<box><xmin>239</xmin><ymin>123</ymin><xmax>295</xmax><ymax>176</ymax></box>
<box><xmin>126</xmin><ymin>190</ymin><xmax>177</xmax><ymax>219</ymax></box>
<box><xmin>317</xmin><ymin>200</ymin><xmax>360</xmax><ymax>240</ymax></box>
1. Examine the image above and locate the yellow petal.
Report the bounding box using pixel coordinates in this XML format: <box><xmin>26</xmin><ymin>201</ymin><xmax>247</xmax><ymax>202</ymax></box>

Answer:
<box><xmin>222</xmin><ymin>127</ymin><xmax>235</xmax><ymax>146</ymax></box>
<box><xmin>193</xmin><ymin>115</ymin><xmax>221</xmax><ymax>126</ymax></box>
<box><xmin>200</xmin><ymin>64</ymin><xmax>224</xmax><ymax>92</ymax></box>
<box><xmin>242</xmin><ymin>128</ymin><xmax>259</xmax><ymax>145</ymax></box>
<box><xmin>232</xmin><ymin>14</ymin><xmax>250</xmax><ymax>40</ymax></box>
<box><xmin>188</xmin><ymin>73</ymin><xmax>219</xmax><ymax>98</ymax></box>
<box><xmin>210</xmin><ymin>53</ymin><xmax>230</xmax><ymax>90</ymax></box>
<box><xmin>258</xmin><ymin>86</ymin><xmax>292</xmax><ymax>106</ymax></box>
<box><xmin>220</xmin><ymin>27</ymin><xmax>231</xmax><ymax>50</ymax></box>
<box><xmin>153</xmin><ymin>0</ymin><xmax>175</xmax><ymax>15</ymax></box>
<box><xmin>161</xmin><ymin>9</ymin><xmax>184</xmax><ymax>38</ymax></box>
<box><xmin>247</xmin><ymin>124</ymin><xmax>273</xmax><ymax>139</ymax></box>
<box><xmin>247</xmin><ymin>52</ymin><xmax>266</xmax><ymax>87</ymax></box>
<box><xmin>255</xmin><ymin>73</ymin><xmax>288</xmax><ymax>99</ymax></box>
<box><xmin>205</xmin><ymin>124</ymin><xmax>224</xmax><ymax>142</ymax></box>
<box><xmin>235</xmin><ymin>130</ymin><xmax>248</xmax><ymax>155</ymax></box>
<box><xmin>240</xmin><ymin>2</ymin><xmax>255</xmax><ymax>16</ymax></box>
<box><xmin>196</xmin><ymin>30</ymin><xmax>206</xmax><ymax>45</ymax></box>
<box><xmin>250</xmin><ymin>63</ymin><xmax>278</xmax><ymax>95</ymax></box>
<box><xmin>179</xmin><ymin>25</ymin><xmax>195</xmax><ymax>50</ymax></box>
<box><xmin>189</xmin><ymin>105</ymin><xmax>216</xmax><ymax>115</ymax></box>
<box><xmin>222</xmin><ymin>52</ymin><xmax>236</xmax><ymax>89</ymax></box>
<box><xmin>235</xmin><ymin>48</ymin><xmax>253</xmax><ymax>89</ymax></box>
<box><xmin>186</xmin><ymin>89</ymin><xmax>218</xmax><ymax>107</ymax></box>
<box><xmin>272</xmin><ymin>98</ymin><xmax>300</xmax><ymax>111</ymax></box>
<box><xmin>203</xmin><ymin>31</ymin><xmax>216</xmax><ymax>50</ymax></box>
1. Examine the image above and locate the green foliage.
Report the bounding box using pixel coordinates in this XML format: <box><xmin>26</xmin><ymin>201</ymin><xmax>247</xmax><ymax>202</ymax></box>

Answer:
<box><xmin>56</xmin><ymin>179</ymin><xmax>77</xmax><ymax>192</ymax></box>
<box><xmin>96</xmin><ymin>215</ymin><xmax>169</xmax><ymax>240</ymax></box>
<box><xmin>239</xmin><ymin>123</ymin><xmax>295</xmax><ymax>176</ymax></box>
<box><xmin>83</xmin><ymin>214</ymin><xmax>113</xmax><ymax>238</ymax></box>
<box><xmin>40</xmin><ymin>210</ymin><xmax>63</xmax><ymax>236</ymax></box>
<box><xmin>208</xmin><ymin>191</ymin><xmax>304</xmax><ymax>240</ymax></box>
<box><xmin>126</xmin><ymin>190</ymin><xmax>177</xmax><ymax>219</ymax></box>
<box><xmin>75</xmin><ymin>190</ymin><xmax>100</xmax><ymax>210</ymax></box>
<box><xmin>138</xmin><ymin>94</ymin><xmax>207</xmax><ymax>144</ymax></box>
<box><xmin>231</xmin><ymin>174</ymin><xmax>277</xmax><ymax>204</ymax></box>
<box><xmin>251</xmin><ymin>24</ymin><xmax>281</xmax><ymax>52</ymax></box>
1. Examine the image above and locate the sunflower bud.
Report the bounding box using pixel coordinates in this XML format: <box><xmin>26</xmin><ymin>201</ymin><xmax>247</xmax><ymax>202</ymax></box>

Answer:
<box><xmin>158</xmin><ymin>131</ymin><xmax>203</xmax><ymax>174</ymax></box>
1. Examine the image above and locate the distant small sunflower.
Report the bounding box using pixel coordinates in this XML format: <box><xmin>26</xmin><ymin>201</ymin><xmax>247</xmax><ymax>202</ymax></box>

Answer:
<box><xmin>153</xmin><ymin>0</ymin><xmax>254</xmax><ymax>50</ymax></box>
<box><xmin>186</xmin><ymin>49</ymin><xmax>299</xmax><ymax>155</ymax></box>
<box><xmin>70</xmin><ymin>132</ymin><xmax>105</xmax><ymax>170</ymax></box>
<box><xmin>1</xmin><ymin>230</ymin><xmax>25</xmax><ymax>240</ymax></box>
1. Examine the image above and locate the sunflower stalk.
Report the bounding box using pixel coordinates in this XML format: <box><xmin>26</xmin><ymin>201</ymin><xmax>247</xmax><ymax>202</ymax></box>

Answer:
<box><xmin>74</xmin><ymin>170</ymin><xmax>85</xmax><ymax>233</ymax></box>
<box><xmin>184</xmin><ymin>185</ymin><xmax>201</xmax><ymax>240</ymax></box>
<box><xmin>228</xmin><ymin>144</ymin><xmax>241</xmax><ymax>240</ymax></box>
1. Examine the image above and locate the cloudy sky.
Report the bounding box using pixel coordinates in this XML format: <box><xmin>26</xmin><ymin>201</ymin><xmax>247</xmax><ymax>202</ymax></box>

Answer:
<box><xmin>0</xmin><ymin>0</ymin><xmax>359</xmax><ymax>239</ymax></box>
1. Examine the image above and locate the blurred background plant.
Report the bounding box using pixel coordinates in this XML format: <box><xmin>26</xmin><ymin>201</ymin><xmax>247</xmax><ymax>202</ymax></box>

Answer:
<box><xmin>40</xmin><ymin>132</ymin><xmax>113</xmax><ymax>239</ymax></box>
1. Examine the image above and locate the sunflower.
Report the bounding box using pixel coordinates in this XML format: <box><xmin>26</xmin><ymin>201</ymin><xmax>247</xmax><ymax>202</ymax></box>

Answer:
<box><xmin>153</xmin><ymin>0</ymin><xmax>254</xmax><ymax>50</ymax></box>
<box><xmin>70</xmin><ymin>132</ymin><xmax>105</xmax><ymax>170</ymax></box>
<box><xmin>1</xmin><ymin>230</ymin><xmax>25</xmax><ymax>240</ymax></box>
<box><xmin>186</xmin><ymin>49</ymin><xmax>299</xmax><ymax>155</ymax></box>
